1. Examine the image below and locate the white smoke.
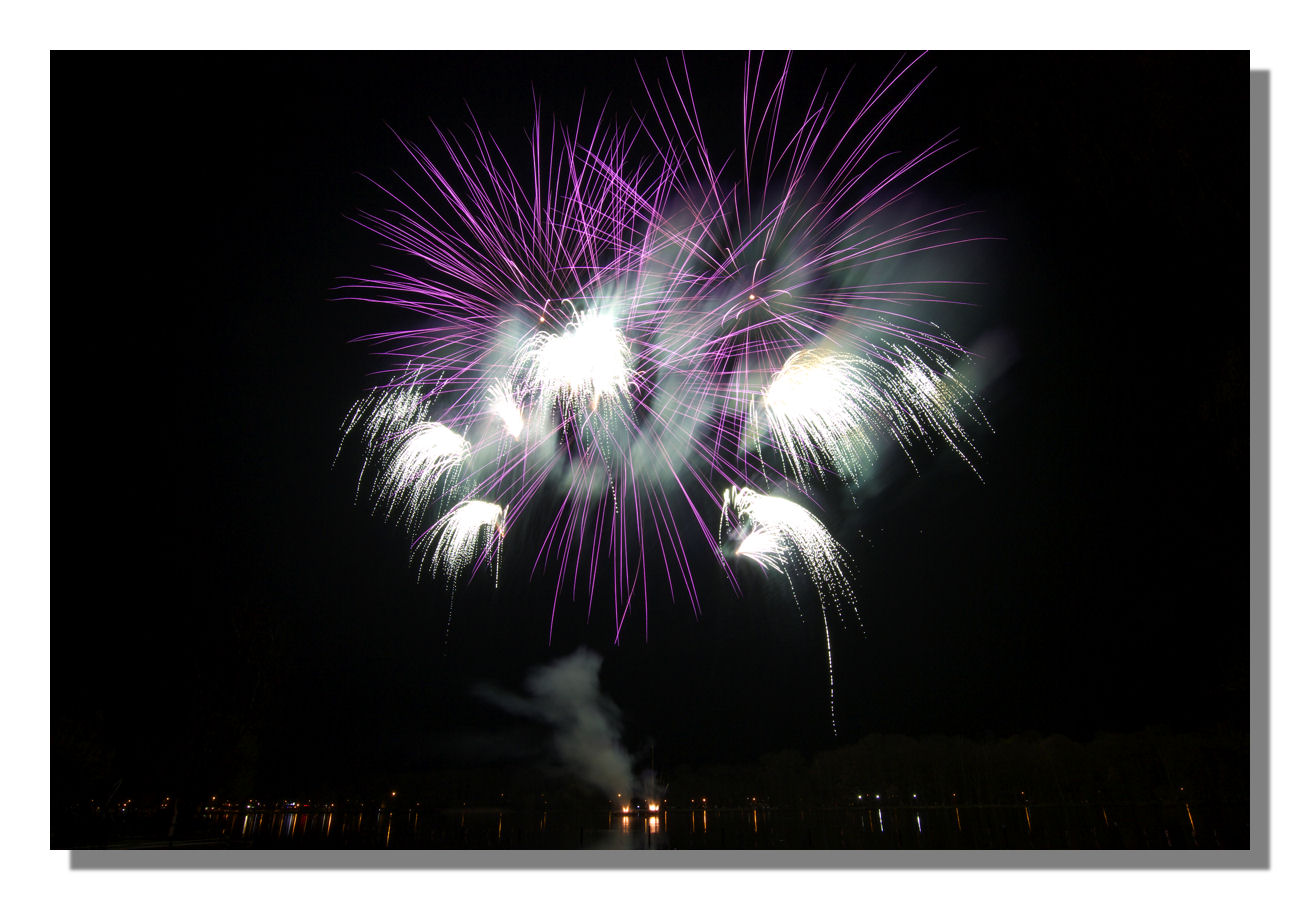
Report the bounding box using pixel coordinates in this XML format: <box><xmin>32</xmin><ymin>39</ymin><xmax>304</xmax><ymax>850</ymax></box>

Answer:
<box><xmin>477</xmin><ymin>648</ymin><xmax>634</xmax><ymax>800</ymax></box>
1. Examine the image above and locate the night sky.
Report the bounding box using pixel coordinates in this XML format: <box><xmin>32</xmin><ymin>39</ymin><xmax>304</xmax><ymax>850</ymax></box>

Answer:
<box><xmin>55</xmin><ymin>51</ymin><xmax>1248</xmax><ymax>800</ymax></box>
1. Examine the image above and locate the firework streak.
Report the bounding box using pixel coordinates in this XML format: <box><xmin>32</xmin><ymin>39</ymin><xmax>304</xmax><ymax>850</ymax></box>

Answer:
<box><xmin>337</xmin><ymin>53</ymin><xmax>991</xmax><ymax>731</ymax></box>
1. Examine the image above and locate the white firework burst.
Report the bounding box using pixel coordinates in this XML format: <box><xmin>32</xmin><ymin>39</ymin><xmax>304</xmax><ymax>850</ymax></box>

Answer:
<box><xmin>722</xmin><ymin>486</ymin><xmax>856</xmax><ymax>613</ymax></box>
<box><xmin>515</xmin><ymin>309</ymin><xmax>634</xmax><ymax>421</ymax></box>
<box><xmin>762</xmin><ymin>343</ymin><xmax>985</xmax><ymax>488</ymax></box>
<box><xmin>721</xmin><ymin>485</ymin><xmax>858</xmax><ymax>735</ymax></box>
<box><xmin>762</xmin><ymin>348</ymin><xmax>884</xmax><ymax>486</ymax></box>
<box><xmin>416</xmin><ymin>500</ymin><xmax>507</xmax><ymax>585</ymax></box>
<box><xmin>336</xmin><ymin>379</ymin><xmax>431</xmax><ymax>489</ymax></box>
<box><xmin>375</xmin><ymin>422</ymin><xmax>471</xmax><ymax>530</ymax></box>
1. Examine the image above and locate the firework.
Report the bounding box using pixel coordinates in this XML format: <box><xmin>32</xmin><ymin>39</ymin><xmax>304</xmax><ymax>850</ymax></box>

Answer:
<box><xmin>721</xmin><ymin>486</ymin><xmax>856</xmax><ymax>613</ymax></box>
<box><xmin>337</xmin><ymin>53</ymin><xmax>991</xmax><ymax>729</ymax></box>
<box><xmin>866</xmin><ymin>342</ymin><xmax>987</xmax><ymax>477</ymax></box>
<box><xmin>375</xmin><ymin>422</ymin><xmax>471</xmax><ymax>530</ymax></box>
<box><xmin>720</xmin><ymin>485</ymin><xmax>858</xmax><ymax>734</ymax></box>
<box><xmin>514</xmin><ymin>307</ymin><xmax>636</xmax><ymax>422</ymax></box>
<box><xmin>760</xmin><ymin>348</ymin><xmax>884</xmax><ymax>486</ymax></box>
<box><xmin>487</xmin><ymin>380</ymin><xmax>524</xmax><ymax>440</ymax></box>
<box><xmin>416</xmin><ymin>500</ymin><xmax>507</xmax><ymax>585</ymax></box>
<box><xmin>336</xmin><ymin>376</ymin><xmax>430</xmax><ymax>490</ymax></box>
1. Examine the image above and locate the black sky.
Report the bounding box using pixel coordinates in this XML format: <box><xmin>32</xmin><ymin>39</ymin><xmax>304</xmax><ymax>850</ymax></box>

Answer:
<box><xmin>56</xmin><ymin>51</ymin><xmax>1248</xmax><ymax>798</ymax></box>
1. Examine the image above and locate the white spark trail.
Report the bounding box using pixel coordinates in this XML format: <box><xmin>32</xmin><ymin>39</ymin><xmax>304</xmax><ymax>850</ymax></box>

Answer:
<box><xmin>487</xmin><ymin>379</ymin><xmax>524</xmax><ymax>439</ymax></box>
<box><xmin>763</xmin><ymin>348</ymin><xmax>882</xmax><ymax>486</ymax></box>
<box><xmin>721</xmin><ymin>485</ymin><xmax>859</xmax><ymax>735</ymax></box>
<box><xmin>761</xmin><ymin>343</ymin><xmax>985</xmax><ymax>487</ymax></box>
<box><xmin>416</xmin><ymin>500</ymin><xmax>507</xmax><ymax>585</ymax></box>
<box><xmin>336</xmin><ymin>380</ymin><xmax>431</xmax><ymax>492</ymax></box>
<box><xmin>376</xmin><ymin>422</ymin><xmax>471</xmax><ymax>530</ymax></box>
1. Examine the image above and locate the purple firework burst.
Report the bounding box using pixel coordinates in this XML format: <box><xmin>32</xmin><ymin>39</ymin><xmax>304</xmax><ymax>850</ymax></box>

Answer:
<box><xmin>336</xmin><ymin>53</ymin><xmax>992</xmax><ymax>724</ymax></box>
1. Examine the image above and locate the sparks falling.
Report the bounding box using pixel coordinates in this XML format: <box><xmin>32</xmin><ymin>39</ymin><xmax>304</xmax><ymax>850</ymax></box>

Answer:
<box><xmin>376</xmin><ymin>422</ymin><xmax>471</xmax><ymax>530</ymax></box>
<box><xmin>416</xmin><ymin>500</ymin><xmax>507</xmax><ymax>586</ymax></box>
<box><xmin>720</xmin><ymin>485</ymin><xmax>859</xmax><ymax>734</ymax></box>
<box><xmin>762</xmin><ymin>349</ymin><xmax>885</xmax><ymax>487</ymax></box>
<box><xmin>487</xmin><ymin>380</ymin><xmax>524</xmax><ymax>440</ymax></box>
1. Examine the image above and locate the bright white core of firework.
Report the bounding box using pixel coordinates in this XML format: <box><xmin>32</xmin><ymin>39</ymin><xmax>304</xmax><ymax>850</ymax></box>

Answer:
<box><xmin>763</xmin><ymin>349</ymin><xmax>879</xmax><ymax>485</ymax></box>
<box><xmin>519</xmin><ymin>310</ymin><xmax>633</xmax><ymax>416</ymax></box>
<box><xmin>734</xmin><ymin>527</ymin><xmax>789</xmax><ymax>573</ymax></box>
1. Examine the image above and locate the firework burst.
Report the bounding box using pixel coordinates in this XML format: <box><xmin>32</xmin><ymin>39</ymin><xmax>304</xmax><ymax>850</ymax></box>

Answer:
<box><xmin>720</xmin><ymin>485</ymin><xmax>859</xmax><ymax>733</ymax></box>
<box><xmin>416</xmin><ymin>499</ymin><xmax>507</xmax><ymax>585</ymax></box>
<box><xmin>760</xmin><ymin>348</ymin><xmax>884</xmax><ymax>486</ymax></box>
<box><xmin>374</xmin><ymin>422</ymin><xmax>471</xmax><ymax>530</ymax></box>
<box><xmin>336</xmin><ymin>52</ymin><xmax>992</xmax><ymax>731</ymax></box>
<box><xmin>515</xmin><ymin>308</ymin><xmax>636</xmax><ymax>423</ymax></box>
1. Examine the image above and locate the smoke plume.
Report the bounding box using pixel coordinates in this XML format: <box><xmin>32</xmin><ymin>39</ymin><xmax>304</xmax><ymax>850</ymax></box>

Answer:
<box><xmin>477</xmin><ymin>648</ymin><xmax>633</xmax><ymax>799</ymax></box>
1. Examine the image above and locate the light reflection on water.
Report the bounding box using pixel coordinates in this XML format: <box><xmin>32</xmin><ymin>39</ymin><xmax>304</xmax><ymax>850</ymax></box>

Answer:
<box><xmin>198</xmin><ymin>801</ymin><xmax>1234</xmax><ymax>850</ymax></box>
